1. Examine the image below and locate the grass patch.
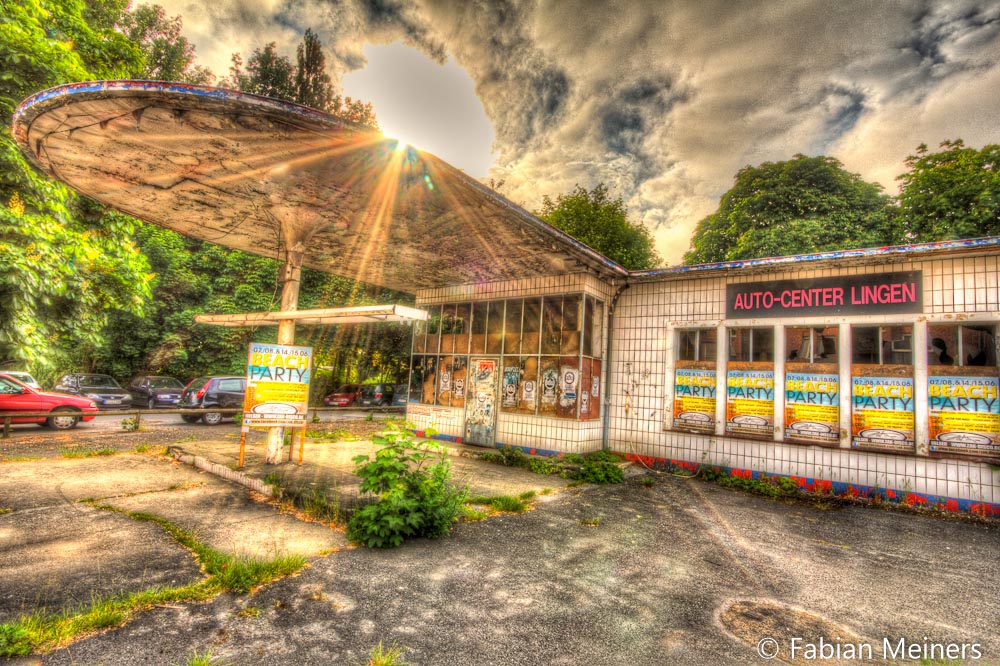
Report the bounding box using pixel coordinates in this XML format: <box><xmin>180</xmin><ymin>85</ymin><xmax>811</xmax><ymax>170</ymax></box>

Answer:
<box><xmin>0</xmin><ymin>504</ymin><xmax>309</xmax><ymax>657</ymax></box>
<box><xmin>59</xmin><ymin>447</ymin><xmax>117</xmax><ymax>459</ymax></box>
<box><xmin>186</xmin><ymin>648</ymin><xmax>215</xmax><ymax>666</ymax></box>
<box><xmin>367</xmin><ymin>641</ymin><xmax>408</xmax><ymax>666</ymax></box>
<box><xmin>305</xmin><ymin>428</ymin><xmax>351</xmax><ymax>441</ymax></box>
<box><xmin>0</xmin><ymin>583</ymin><xmax>217</xmax><ymax>656</ymax></box>
<box><xmin>466</xmin><ymin>494</ymin><xmax>531</xmax><ymax>514</ymax></box>
<box><xmin>461</xmin><ymin>507</ymin><xmax>490</xmax><ymax>522</ymax></box>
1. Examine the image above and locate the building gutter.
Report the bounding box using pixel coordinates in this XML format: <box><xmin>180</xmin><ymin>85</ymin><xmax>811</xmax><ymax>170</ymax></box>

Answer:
<box><xmin>601</xmin><ymin>281</ymin><xmax>631</xmax><ymax>451</ymax></box>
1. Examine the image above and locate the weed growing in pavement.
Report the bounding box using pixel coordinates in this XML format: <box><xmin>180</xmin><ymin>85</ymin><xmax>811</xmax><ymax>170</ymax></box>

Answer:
<box><xmin>580</xmin><ymin>517</ymin><xmax>602</xmax><ymax>526</ymax></box>
<box><xmin>120</xmin><ymin>417</ymin><xmax>140</xmax><ymax>432</ymax></box>
<box><xmin>366</xmin><ymin>641</ymin><xmax>408</xmax><ymax>666</ymax></box>
<box><xmin>348</xmin><ymin>426</ymin><xmax>467</xmax><ymax>548</ymax></box>
<box><xmin>263</xmin><ymin>473</ymin><xmax>343</xmax><ymax>524</ymax></box>
<box><xmin>465</xmin><ymin>494</ymin><xmax>531</xmax><ymax>514</ymax></box>
<box><xmin>305</xmin><ymin>428</ymin><xmax>351</xmax><ymax>441</ymax></box>
<box><xmin>186</xmin><ymin>648</ymin><xmax>215</xmax><ymax>666</ymax></box>
<box><xmin>175</xmin><ymin>435</ymin><xmax>198</xmax><ymax>444</ymax></box>
<box><xmin>462</xmin><ymin>507</ymin><xmax>490</xmax><ymax>521</ymax></box>
<box><xmin>237</xmin><ymin>606</ymin><xmax>262</xmax><ymax>619</ymax></box>
<box><xmin>0</xmin><ymin>508</ymin><xmax>11</xmax><ymax>515</ymax></box>
<box><xmin>699</xmin><ymin>467</ymin><xmax>800</xmax><ymax>499</ymax></box>
<box><xmin>479</xmin><ymin>447</ymin><xmax>624</xmax><ymax>484</ymax></box>
<box><xmin>641</xmin><ymin>476</ymin><xmax>656</xmax><ymax>488</ymax></box>
<box><xmin>59</xmin><ymin>447</ymin><xmax>116</xmax><ymax>459</ymax></box>
<box><xmin>575</xmin><ymin>450</ymin><xmax>625</xmax><ymax>484</ymax></box>
<box><xmin>0</xmin><ymin>583</ymin><xmax>219</xmax><ymax>657</ymax></box>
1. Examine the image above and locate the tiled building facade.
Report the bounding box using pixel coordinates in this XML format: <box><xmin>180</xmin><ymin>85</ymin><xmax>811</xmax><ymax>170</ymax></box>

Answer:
<box><xmin>408</xmin><ymin>239</ymin><xmax>1000</xmax><ymax>516</ymax></box>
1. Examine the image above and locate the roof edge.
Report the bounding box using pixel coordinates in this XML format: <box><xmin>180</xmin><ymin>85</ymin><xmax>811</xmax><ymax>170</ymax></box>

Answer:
<box><xmin>628</xmin><ymin>236</ymin><xmax>1000</xmax><ymax>282</ymax></box>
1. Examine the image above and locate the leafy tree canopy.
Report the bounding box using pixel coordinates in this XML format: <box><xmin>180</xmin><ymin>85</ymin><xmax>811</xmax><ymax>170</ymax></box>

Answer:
<box><xmin>119</xmin><ymin>3</ymin><xmax>213</xmax><ymax>84</ymax></box>
<box><xmin>896</xmin><ymin>139</ymin><xmax>1000</xmax><ymax>242</ymax></box>
<box><xmin>684</xmin><ymin>155</ymin><xmax>900</xmax><ymax>265</ymax></box>
<box><xmin>224</xmin><ymin>30</ymin><xmax>378</xmax><ymax>128</ymax></box>
<box><xmin>0</xmin><ymin>0</ymin><xmax>151</xmax><ymax>373</ymax></box>
<box><xmin>536</xmin><ymin>184</ymin><xmax>661</xmax><ymax>270</ymax></box>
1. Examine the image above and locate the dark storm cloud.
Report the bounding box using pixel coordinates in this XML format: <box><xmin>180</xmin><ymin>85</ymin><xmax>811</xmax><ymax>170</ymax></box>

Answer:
<box><xmin>418</xmin><ymin>0</ymin><xmax>572</xmax><ymax>150</ymax></box>
<box><xmin>598</xmin><ymin>75</ymin><xmax>689</xmax><ymax>180</ymax></box>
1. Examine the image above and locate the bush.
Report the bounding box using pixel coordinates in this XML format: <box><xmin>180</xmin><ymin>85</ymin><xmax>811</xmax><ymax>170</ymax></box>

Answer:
<box><xmin>347</xmin><ymin>429</ymin><xmax>467</xmax><ymax>548</ymax></box>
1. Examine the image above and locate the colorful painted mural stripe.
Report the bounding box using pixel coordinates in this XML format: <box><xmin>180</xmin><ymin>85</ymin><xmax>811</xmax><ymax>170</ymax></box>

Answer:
<box><xmin>620</xmin><ymin>453</ymin><xmax>1000</xmax><ymax>518</ymax></box>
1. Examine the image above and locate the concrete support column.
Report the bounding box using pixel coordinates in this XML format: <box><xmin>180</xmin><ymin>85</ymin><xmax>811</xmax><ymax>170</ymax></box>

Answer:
<box><xmin>265</xmin><ymin>240</ymin><xmax>304</xmax><ymax>465</ymax></box>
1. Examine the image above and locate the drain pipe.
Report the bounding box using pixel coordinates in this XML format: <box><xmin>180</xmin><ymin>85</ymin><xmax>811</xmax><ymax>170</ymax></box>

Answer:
<box><xmin>601</xmin><ymin>281</ymin><xmax>630</xmax><ymax>451</ymax></box>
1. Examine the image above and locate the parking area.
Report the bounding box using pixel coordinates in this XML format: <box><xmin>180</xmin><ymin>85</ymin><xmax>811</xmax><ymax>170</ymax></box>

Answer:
<box><xmin>1</xmin><ymin>435</ymin><xmax>998</xmax><ymax>665</ymax></box>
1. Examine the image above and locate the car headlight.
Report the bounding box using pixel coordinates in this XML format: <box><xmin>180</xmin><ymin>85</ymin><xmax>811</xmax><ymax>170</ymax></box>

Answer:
<box><xmin>88</xmin><ymin>401</ymin><xmax>98</xmax><ymax>408</ymax></box>
<box><xmin>84</xmin><ymin>393</ymin><xmax>101</xmax><ymax>400</ymax></box>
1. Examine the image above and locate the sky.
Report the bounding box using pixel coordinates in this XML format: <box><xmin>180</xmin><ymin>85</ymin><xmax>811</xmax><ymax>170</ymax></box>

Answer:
<box><xmin>154</xmin><ymin>0</ymin><xmax>1000</xmax><ymax>265</ymax></box>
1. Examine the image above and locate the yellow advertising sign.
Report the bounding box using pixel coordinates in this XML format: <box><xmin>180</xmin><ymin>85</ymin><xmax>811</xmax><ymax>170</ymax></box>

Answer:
<box><xmin>243</xmin><ymin>342</ymin><xmax>312</xmax><ymax>428</ymax></box>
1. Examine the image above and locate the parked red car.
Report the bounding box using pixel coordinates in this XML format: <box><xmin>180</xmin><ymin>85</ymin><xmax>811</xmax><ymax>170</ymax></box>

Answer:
<box><xmin>323</xmin><ymin>383</ymin><xmax>362</xmax><ymax>407</ymax></box>
<box><xmin>0</xmin><ymin>373</ymin><xmax>99</xmax><ymax>429</ymax></box>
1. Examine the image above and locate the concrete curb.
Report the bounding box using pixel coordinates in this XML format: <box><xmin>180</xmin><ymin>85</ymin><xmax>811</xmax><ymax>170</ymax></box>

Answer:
<box><xmin>167</xmin><ymin>446</ymin><xmax>274</xmax><ymax>497</ymax></box>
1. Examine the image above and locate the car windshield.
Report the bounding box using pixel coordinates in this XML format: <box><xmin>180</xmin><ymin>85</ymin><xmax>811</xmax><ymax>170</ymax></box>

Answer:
<box><xmin>149</xmin><ymin>377</ymin><xmax>183</xmax><ymax>389</ymax></box>
<box><xmin>0</xmin><ymin>377</ymin><xmax>28</xmax><ymax>394</ymax></box>
<box><xmin>80</xmin><ymin>375</ymin><xmax>121</xmax><ymax>389</ymax></box>
<box><xmin>361</xmin><ymin>386</ymin><xmax>376</xmax><ymax>397</ymax></box>
<box><xmin>6</xmin><ymin>372</ymin><xmax>36</xmax><ymax>384</ymax></box>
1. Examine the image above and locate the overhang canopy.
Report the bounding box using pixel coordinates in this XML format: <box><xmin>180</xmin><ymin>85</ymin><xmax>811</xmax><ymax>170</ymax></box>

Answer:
<box><xmin>14</xmin><ymin>81</ymin><xmax>626</xmax><ymax>295</ymax></box>
<box><xmin>194</xmin><ymin>304</ymin><xmax>428</xmax><ymax>327</ymax></box>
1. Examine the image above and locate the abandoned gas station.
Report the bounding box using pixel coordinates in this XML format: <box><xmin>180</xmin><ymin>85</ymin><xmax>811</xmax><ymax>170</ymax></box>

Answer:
<box><xmin>14</xmin><ymin>81</ymin><xmax>1000</xmax><ymax>516</ymax></box>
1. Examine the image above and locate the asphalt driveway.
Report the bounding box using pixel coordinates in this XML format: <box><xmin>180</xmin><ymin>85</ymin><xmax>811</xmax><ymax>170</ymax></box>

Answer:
<box><xmin>9</xmin><ymin>459</ymin><xmax>997</xmax><ymax>666</ymax></box>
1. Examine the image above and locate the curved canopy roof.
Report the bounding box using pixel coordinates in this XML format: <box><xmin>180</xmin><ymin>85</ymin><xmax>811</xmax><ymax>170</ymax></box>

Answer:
<box><xmin>14</xmin><ymin>81</ymin><xmax>626</xmax><ymax>294</ymax></box>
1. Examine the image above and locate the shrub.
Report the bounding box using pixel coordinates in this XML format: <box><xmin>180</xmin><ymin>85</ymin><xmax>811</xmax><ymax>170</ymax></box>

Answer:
<box><xmin>347</xmin><ymin>429</ymin><xmax>466</xmax><ymax>548</ymax></box>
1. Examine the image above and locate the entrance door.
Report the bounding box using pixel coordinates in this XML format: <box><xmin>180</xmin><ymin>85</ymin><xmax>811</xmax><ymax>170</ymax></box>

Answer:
<box><xmin>465</xmin><ymin>358</ymin><xmax>499</xmax><ymax>447</ymax></box>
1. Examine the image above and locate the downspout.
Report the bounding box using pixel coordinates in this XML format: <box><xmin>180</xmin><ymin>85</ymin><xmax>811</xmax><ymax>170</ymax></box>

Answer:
<box><xmin>601</xmin><ymin>281</ymin><xmax>631</xmax><ymax>451</ymax></box>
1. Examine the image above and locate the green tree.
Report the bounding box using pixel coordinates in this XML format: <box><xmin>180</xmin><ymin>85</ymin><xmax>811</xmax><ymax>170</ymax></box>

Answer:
<box><xmin>896</xmin><ymin>140</ymin><xmax>1000</xmax><ymax>242</ymax></box>
<box><xmin>0</xmin><ymin>0</ymin><xmax>151</xmax><ymax>374</ymax></box>
<box><xmin>226</xmin><ymin>43</ymin><xmax>295</xmax><ymax>100</ymax></box>
<box><xmin>536</xmin><ymin>184</ymin><xmax>661</xmax><ymax>270</ymax></box>
<box><xmin>684</xmin><ymin>155</ymin><xmax>900</xmax><ymax>265</ymax></box>
<box><xmin>224</xmin><ymin>32</ymin><xmax>377</xmax><ymax>128</ymax></box>
<box><xmin>119</xmin><ymin>3</ymin><xmax>213</xmax><ymax>83</ymax></box>
<box><xmin>294</xmin><ymin>29</ymin><xmax>334</xmax><ymax>112</ymax></box>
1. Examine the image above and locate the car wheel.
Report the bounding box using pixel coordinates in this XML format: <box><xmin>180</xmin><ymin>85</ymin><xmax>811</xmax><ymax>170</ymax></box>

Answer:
<box><xmin>47</xmin><ymin>408</ymin><xmax>80</xmax><ymax>430</ymax></box>
<box><xmin>181</xmin><ymin>415</ymin><xmax>201</xmax><ymax>424</ymax></box>
<box><xmin>202</xmin><ymin>412</ymin><xmax>223</xmax><ymax>426</ymax></box>
<box><xmin>148</xmin><ymin>397</ymin><xmax>156</xmax><ymax>410</ymax></box>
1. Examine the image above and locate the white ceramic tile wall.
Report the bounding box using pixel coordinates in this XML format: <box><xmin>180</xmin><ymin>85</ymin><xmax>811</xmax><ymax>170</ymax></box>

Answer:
<box><xmin>609</xmin><ymin>255</ymin><xmax>1000</xmax><ymax>506</ymax></box>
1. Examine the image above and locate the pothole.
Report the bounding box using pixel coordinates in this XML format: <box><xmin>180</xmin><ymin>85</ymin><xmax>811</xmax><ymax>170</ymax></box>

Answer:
<box><xmin>720</xmin><ymin>598</ymin><xmax>867</xmax><ymax>665</ymax></box>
